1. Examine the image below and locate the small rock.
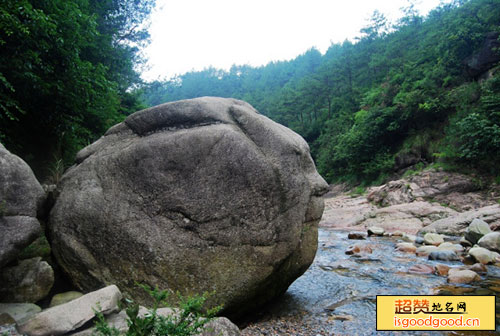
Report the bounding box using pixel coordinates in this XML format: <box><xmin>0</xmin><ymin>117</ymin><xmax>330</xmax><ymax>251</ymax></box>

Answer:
<box><xmin>395</xmin><ymin>243</ymin><xmax>417</xmax><ymax>253</ymax></box>
<box><xmin>437</xmin><ymin>242</ymin><xmax>462</xmax><ymax>251</ymax></box>
<box><xmin>408</xmin><ymin>264</ymin><xmax>435</xmax><ymax>274</ymax></box>
<box><xmin>346</xmin><ymin>243</ymin><xmax>373</xmax><ymax>255</ymax></box>
<box><xmin>460</xmin><ymin>236</ymin><xmax>473</xmax><ymax>247</ymax></box>
<box><xmin>367</xmin><ymin>226</ymin><xmax>384</xmax><ymax>236</ymax></box>
<box><xmin>347</xmin><ymin>232</ymin><xmax>366</xmax><ymax>240</ymax></box>
<box><xmin>477</xmin><ymin>232</ymin><xmax>500</xmax><ymax>252</ymax></box>
<box><xmin>0</xmin><ymin>303</ymin><xmax>41</xmax><ymax>324</ymax></box>
<box><xmin>402</xmin><ymin>233</ymin><xmax>418</xmax><ymax>243</ymax></box>
<box><xmin>469</xmin><ymin>246</ymin><xmax>498</xmax><ymax>264</ymax></box>
<box><xmin>49</xmin><ymin>291</ymin><xmax>83</xmax><ymax>308</ymax></box>
<box><xmin>415</xmin><ymin>237</ymin><xmax>425</xmax><ymax>244</ymax></box>
<box><xmin>18</xmin><ymin>285</ymin><xmax>122</xmax><ymax>336</ymax></box>
<box><xmin>466</xmin><ymin>263</ymin><xmax>488</xmax><ymax>274</ymax></box>
<box><xmin>428</xmin><ymin>250</ymin><xmax>459</xmax><ymax>261</ymax></box>
<box><xmin>391</xmin><ymin>231</ymin><xmax>404</xmax><ymax>237</ymax></box>
<box><xmin>0</xmin><ymin>313</ymin><xmax>16</xmax><ymax>325</ymax></box>
<box><xmin>0</xmin><ymin>257</ymin><xmax>54</xmax><ymax>303</ymax></box>
<box><xmin>435</xmin><ymin>264</ymin><xmax>450</xmax><ymax>276</ymax></box>
<box><xmin>447</xmin><ymin>269</ymin><xmax>480</xmax><ymax>284</ymax></box>
<box><xmin>202</xmin><ymin>317</ymin><xmax>241</xmax><ymax>336</ymax></box>
<box><xmin>424</xmin><ymin>233</ymin><xmax>444</xmax><ymax>246</ymax></box>
<box><xmin>465</xmin><ymin>218</ymin><xmax>491</xmax><ymax>244</ymax></box>
<box><xmin>416</xmin><ymin>245</ymin><xmax>439</xmax><ymax>256</ymax></box>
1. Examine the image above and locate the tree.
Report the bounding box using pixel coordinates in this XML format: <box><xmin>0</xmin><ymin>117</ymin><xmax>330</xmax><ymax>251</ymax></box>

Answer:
<box><xmin>0</xmin><ymin>0</ymin><xmax>154</xmax><ymax>177</ymax></box>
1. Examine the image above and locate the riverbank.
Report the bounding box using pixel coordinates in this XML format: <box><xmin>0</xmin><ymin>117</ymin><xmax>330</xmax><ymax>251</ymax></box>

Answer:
<box><xmin>242</xmin><ymin>171</ymin><xmax>500</xmax><ymax>336</ymax></box>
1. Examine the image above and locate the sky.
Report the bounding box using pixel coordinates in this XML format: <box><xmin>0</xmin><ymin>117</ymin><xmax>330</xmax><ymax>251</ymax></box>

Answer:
<box><xmin>141</xmin><ymin>0</ymin><xmax>452</xmax><ymax>81</ymax></box>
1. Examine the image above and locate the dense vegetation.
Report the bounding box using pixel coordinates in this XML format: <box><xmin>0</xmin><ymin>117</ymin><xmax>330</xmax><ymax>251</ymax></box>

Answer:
<box><xmin>1</xmin><ymin>0</ymin><xmax>499</xmax><ymax>185</ymax></box>
<box><xmin>0</xmin><ymin>0</ymin><xmax>154</xmax><ymax>177</ymax></box>
<box><xmin>142</xmin><ymin>0</ymin><xmax>500</xmax><ymax>185</ymax></box>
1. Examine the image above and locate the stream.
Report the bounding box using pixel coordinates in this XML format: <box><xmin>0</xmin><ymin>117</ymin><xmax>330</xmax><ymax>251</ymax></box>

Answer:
<box><xmin>242</xmin><ymin>229</ymin><xmax>500</xmax><ymax>336</ymax></box>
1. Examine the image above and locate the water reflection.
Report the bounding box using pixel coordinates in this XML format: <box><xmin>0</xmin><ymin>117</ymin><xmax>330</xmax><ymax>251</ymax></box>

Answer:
<box><xmin>243</xmin><ymin>228</ymin><xmax>500</xmax><ymax>336</ymax></box>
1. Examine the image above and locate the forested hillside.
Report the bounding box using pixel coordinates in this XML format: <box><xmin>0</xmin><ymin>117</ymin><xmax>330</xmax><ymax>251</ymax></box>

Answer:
<box><xmin>0</xmin><ymin>0</ymin><xmax>154</xmax><ymax>177</ymax></box>
<box><xmin>142</xmin><ymin>0</ymin><xmax>500</xmax><ymax>185</ymax></box>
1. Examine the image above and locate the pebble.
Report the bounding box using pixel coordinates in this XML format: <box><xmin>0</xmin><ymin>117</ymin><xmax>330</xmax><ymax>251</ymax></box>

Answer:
<box><xmin>447</xmin><ymin>269</ymin><xmax>480</xmax><ymax>284</ymax></box>
<box><xmin>416</xmin><ymin>245</ymin><xmax>439</xmax><ymax>256</ymax></box>
<box><xmin>367</xmin><ymin>226</ymin><xmax>384</xmax><ymax>236</ymax></box>
<box><xmin>423</xmin><ymin>233</ymin><xmax>444</xmax><ymax>246</ymax></box>
<box><xmin>428</xmin><ymin>250</ymin><xmax>459</xmax><ymax>261</ymax></box>
<box><xmin>469</xmin><ymin>246</ymin><xmax>498</xmax><ymax>264</ymax></box>
<box><xmin>408</xmin><ymin>264</ymin><xmax>435</xmax><ymax>274</ymax></box>
<box><xmin>395</xmin><ymin>242</ymin><xmax>417</xmax><ymax>253</ymax></box>
<box><xmin>466</xmin><ymin>263</ymin><xmax>487</xmax><ymax>274</ymax></box>
<box><xmin>345</xmin><ymin>243</ymin><xmax>373</xmax><ymax>255</ymax></box>
<box><xmin>347</xmin><ymin>232</ymin><xmax>366</xmax><ymax>240</ymax></box>
<box><xmin>435</xmin><ymin>264</ymin><xmax>450</xmax><ymax>276</ymax></box>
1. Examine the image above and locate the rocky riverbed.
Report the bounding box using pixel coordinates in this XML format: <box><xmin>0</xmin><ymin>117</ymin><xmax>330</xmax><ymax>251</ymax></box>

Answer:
<box><xmin>242</xmin><ymin>175</ymin><xmax>500</xmax><ymax>336</ymax></box>
<box><xmin>241</xmin><ymin>229</ymin><xmax>500</xmax><ymax>336</ymax></box>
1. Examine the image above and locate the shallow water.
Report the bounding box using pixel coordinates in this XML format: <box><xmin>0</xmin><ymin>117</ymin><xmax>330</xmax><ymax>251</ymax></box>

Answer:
<box><xmin>243</xmin><ymin>229</ymin><xmax>500</xmax><ymax>335</ymax></box>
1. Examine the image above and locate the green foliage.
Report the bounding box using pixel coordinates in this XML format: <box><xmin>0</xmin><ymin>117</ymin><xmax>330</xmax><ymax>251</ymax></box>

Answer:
<box><xmin>348</xmin><ymin>186</ymin><xmax>366</xmax><ymax>197</ymax></box>
<box><xmin>442</xmin><ymin>72</ymin><xmax>500</xmax><ymax>173</ymax></box>
<box><xmin>0</xmin><ymin>0</ymin><xmax>154</xmax><ymax>178</ymax></box>
<box><xmin>402</xmin><ymin>162</ymin><xmax>426</xmax><ymax>178</ymax></box>
<box><xmin>93</xmin><ymin>285</ymin><xmax>221</xmax><ymax>336</ymax></box>
<box><xmin>18</xmin><ymin>236</ymin><xmax>51</xmax><ymax>259</ymax></box>
<box><xmin>48</xmin><ymin>158</ymin><xmax>65</xmax><ymax>185</ymax></box>
<box><xmin>140</xmin><ymin>0</ymin><xmax>500</xmax><ymax>185</ymax></box>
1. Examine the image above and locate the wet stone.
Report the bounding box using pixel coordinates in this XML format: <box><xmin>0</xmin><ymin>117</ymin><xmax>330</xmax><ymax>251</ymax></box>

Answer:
<box><xmin>447</xmin><ymin>269</ymin><xmax>480</xmax><ymax>284</ymax></box>
<box><xmin>408</xmin><ymin>264</ymin><xmax>435</xmax><ymax>274</ymax></box>
<box><xmin>435</xmin><ymin>264</ymin><xmax>451</xmax><ymax>276</ymax></box>
<box><xmin>423</xmin><ymin>233</ymin><xmax>444</xmax><ymax>246</ymax></box>
<box><xmin>395</xmin><ymin>242</ymin><xmax>417</xmax><ymax>253</ymax></box>
<box><xmin>345</xmin><ymin>243</ymin><xmax>373</xmax><ymax>255</ymax></box>
<box><xmin>347</xmin><ymin>232</ymin><xmax>366</xmax><ymax>240</ymax></box>
<box><xmin>428</xmin><ymin>250</ymin><xmax>460</xmax><ymax>261</ymax></box>
<box><xmin>367</xmin><ymin>227</ymin><xmax>384</xmax><ymax>236</ymax></box>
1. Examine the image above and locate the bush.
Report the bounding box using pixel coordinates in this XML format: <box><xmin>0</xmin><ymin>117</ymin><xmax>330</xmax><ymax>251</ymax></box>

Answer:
<box><xmin>93</xmin><ymin>285</ymin><xmax>221</xmax><ymax>336</ymax></box>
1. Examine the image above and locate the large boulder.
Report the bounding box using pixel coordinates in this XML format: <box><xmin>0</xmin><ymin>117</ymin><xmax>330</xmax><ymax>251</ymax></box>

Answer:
<box><xmin>367</xmin><ymin>170</ymin><xmax>480</xmax><ymax>208</ymax></box>
<box><xmin>321</xmin><ymin>199</ymin><xmax>456</xmax><ymax>235</ymax></box>
<box><xmin>49</xmin><ymin>97</ymin><xmax>328</xmax><ymax>318</ymax></box>
<box><xmin>464</xmin><ymin>218</ymin><xmax>491</xmax><ymax>244</ymax></box>
<box><xmin>0</xmin><ymin>143</ymin><xmax>45</xmax><ymax>268</ymax></box>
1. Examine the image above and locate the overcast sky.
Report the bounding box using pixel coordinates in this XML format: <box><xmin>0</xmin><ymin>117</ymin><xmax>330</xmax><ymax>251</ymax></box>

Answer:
<box><xmin>141</xmin><ymin>0</ymin><xmax>451</xmax><ymax>81</ymax></box>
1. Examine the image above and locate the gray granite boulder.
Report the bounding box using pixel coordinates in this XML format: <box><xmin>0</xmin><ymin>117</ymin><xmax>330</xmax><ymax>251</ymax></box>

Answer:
<box><xmin>465</xmin><ymin>218</ymin><xmax>491</xmax><ymax>244</ymax></box>
<box><xmin>477</xmin><ymin>232</ymin><xmax>500</xmax><ymax>252</ymax></box>
<box><xmin>0</xmin><ymin>257</ymin><xmax>53</xmax><ymax>303</ymax></box>
<box><xmin>0</xmin><ymin>303</ymin><xmax>41</xmax><ymax>324</ymax></box>
<box><xmin>0</xmin><ymin>143</ymin><xmax>45</xmax><ymax>268</ymax></box>
<box><xmin>49</xmin><ymin>97</ymin><xmax>328</xmax><ymax>318</ymax></box>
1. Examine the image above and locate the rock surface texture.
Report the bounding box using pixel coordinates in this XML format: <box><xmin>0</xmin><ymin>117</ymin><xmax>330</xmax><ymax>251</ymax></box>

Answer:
<box><xmin>0</xmin><ymin>257</ymin><xmax>54</xmax><ymax>303</ymax></box>
<box><xmin>367</xmin><ymin>170</ymin><xmax>479</xmax><ymax>208</ymax></box>
<box><xmin>0</xmin><ymin>143</ymin><xmax>45</xmax><ymax>268</ymax></box>
<box><xmin>18</xmin><ymin>285</ymin><xmax>122</xmax><ymax>336</ymax></box>
<box><xmin>419</xmin><ymin>204</ymin><xmax>500</xmax><ymax>235</ymax></box>
<box><xmin>49</xmin><ymin>97</ymin><xmax>328</xmax><ymax>318</ymax></box>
